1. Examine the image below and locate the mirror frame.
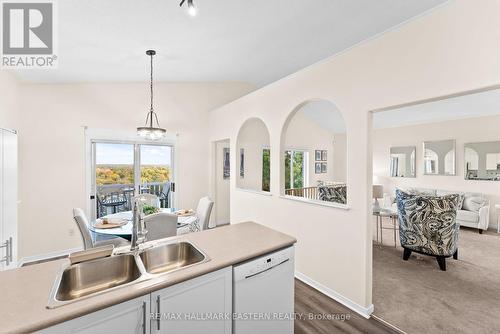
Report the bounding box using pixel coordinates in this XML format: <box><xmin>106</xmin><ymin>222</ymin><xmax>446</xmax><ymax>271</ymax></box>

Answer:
<box><xmin>422</xmin><ymin>139</ymin><xmax>456</xmax><ymax>176</ymax></box>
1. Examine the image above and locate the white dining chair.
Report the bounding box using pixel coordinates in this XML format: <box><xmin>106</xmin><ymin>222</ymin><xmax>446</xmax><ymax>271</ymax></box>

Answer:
<box><xmin>196</xmin><ymin>196</ymin><xmax>214</xmax><ymax>231</ymax></box>
<box><xmin>73</xmin><ymin>208</ymin><xmax>129</xmax><ymax>250</ymax></box>
<box><xmin>137</xmin><ymin>194</ymin><xmax>160</xmax><ymax>208</ymax></box>
<box><xmin>144</xmin><ymin>212</ymin><xmax>178</xmax><ymax>241</ymax></box>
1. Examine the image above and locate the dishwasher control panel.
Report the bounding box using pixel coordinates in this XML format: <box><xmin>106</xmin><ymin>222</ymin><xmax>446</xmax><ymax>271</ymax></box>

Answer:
<box><xmin>233</xmin><ymin>246</ymin><xmax>294</xmax><ymax>281</ymax></box>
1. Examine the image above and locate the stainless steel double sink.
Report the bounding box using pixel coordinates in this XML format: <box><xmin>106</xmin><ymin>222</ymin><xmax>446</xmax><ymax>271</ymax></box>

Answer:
<box><xmin>47</xmin><ymin>241</ymin><xmax>208</xmax><ymax>308</ymax></box>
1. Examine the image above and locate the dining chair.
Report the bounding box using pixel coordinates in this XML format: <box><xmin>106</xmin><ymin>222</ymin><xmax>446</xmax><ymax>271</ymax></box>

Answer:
<box><xmin>72</xmin><ymin>208</ymin><xmax>129</xmax><ymax>250</ymax></box>
<box><xmin>159</xmin><ymin>182</ymin><xmax>171</xmax><ymax>208</ymax></box>
<box><xmin>137</xmin><ymin>193</ymin><xmax>160</xmax><ymax>208</ymax></box>
<box><xmin>144</xmin><ymin>212</ymin><xmax>178</xmax><ymax>241</ymax></box>
<box><xmin>196</xmin><ymin>196</ymin><xmax>214</xmax><ymax>231</ymax></box>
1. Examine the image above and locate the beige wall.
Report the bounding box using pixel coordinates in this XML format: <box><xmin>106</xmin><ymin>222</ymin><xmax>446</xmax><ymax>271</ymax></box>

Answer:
<box><xmin>209</xmin><ymin>0</ymin><xmax>500</xmax><ymax>311</ymax></box>
<box><xmin>17</xmin><ymin>82</ymin><xmax>254</xmax><ymax>258</ymax></box>
<box><xmin>0</xmin><ymin>71</ymin><xmax>19</xmax><ymax>130</ymax></box>
<box><xmin>374</xmin><ymin>114</ymin><xmax>500</xmax><ymax>226</ymax></box>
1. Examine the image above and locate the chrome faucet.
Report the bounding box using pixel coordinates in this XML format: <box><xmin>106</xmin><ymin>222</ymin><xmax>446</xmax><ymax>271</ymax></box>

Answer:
<box><xmin>131</xmin><ymin>198</ymin><xmax>148</xmax><ymax>251</ymax></box>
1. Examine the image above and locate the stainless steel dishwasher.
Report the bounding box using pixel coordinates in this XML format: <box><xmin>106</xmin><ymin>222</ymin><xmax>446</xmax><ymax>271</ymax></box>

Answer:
<box><xmin>233</xmin><ymin>246</ymin><xmax>295</xmax><ymax>334</ymax></box>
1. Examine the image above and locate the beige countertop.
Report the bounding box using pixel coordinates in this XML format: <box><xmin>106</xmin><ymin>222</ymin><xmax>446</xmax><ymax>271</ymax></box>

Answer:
<box><xmin>0</xmin><ymin>222</ymin><xmax>296</xmax><ymax>334</ymax></box>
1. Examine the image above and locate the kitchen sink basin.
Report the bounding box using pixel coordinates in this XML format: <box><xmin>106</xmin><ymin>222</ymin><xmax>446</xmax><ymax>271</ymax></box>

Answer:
<box><xmin>139</xmin><ymin>241</ymin><xmax>207</xmax><ymax>275</ymax></box>
<box><xmin>54</xmin><ymin>254</ymin><xmax>141</xmax><ymax>302</ymax></box>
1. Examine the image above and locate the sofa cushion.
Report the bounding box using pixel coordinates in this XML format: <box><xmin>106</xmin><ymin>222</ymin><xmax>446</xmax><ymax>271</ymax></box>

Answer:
<box><xmin>457</xmin><ymin>209</ymin><xmax>479</xmax><ymax>224</ymax></box>
<box><xmin>462</xmin><ymin>196</ymin><xmax>487</xmax><ymax>212</ymax></box>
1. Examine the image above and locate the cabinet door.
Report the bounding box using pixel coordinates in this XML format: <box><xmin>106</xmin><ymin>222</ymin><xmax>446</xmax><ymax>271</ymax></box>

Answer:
<box><xmin>151</xmin><ymin>267</ymin><xmax>232</xmax><ymax>334</ymax></box>
<box><xmin>1</xmin><ymin>129</ymin><xmax>17</xmax><ymax>269</ymax></box>
<box><xmin>38</xmin><ymin>295</ymin><xmax>150</xmax><ymax>334</ymax></box>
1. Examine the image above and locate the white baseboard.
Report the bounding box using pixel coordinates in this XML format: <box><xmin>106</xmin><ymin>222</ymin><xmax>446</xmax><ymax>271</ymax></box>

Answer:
<box><xmin>17</xmin><ymin>247</ymin><xmax>82</xmax><ymax>267</ymax></box>
<box><xmin>295</xmin><ymin>271</ymin><xmax>374</xmax><ymax>319</ymax></box>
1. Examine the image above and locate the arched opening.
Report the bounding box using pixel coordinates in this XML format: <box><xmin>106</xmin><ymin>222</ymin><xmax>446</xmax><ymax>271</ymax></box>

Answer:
<box><xmin>236</xmin><ymin>118</ymin><xmax>271</xmax><ymax>192</ymax></box>
<box><xmin>281</xmin><ymin>99</ymin><xmax>347</xmax><ymax>205</ymax></box>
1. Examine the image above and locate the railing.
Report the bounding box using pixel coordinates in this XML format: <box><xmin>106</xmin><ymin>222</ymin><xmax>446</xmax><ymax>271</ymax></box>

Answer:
<box><xmin>96</xmin><ymin>181</ymin><xmax>170</xmax><ymax>218</ymax></box>
<box><xmin>285</xmin><ymin>186</ymin><xmax>318</xmax><ymax>200</ymax></box>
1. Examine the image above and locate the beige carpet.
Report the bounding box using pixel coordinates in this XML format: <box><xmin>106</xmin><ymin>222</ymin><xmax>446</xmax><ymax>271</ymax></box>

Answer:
<box><xmin>373</xmin><ymin>222</ymin><xmax>500</xmax><ymax>334</ymax></box>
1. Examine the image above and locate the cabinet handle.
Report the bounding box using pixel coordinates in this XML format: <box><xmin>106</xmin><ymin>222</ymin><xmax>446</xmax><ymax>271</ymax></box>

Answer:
<box><xmin>142</xmin><ymin>301</ymin><xmax>147</xmax><ymax>334</ymax></box>
<box><xmin>0</xmin><ymin>237</ymin><xmax>11</xmax><ymax>266</ymax></box>
<box><xmin>156</xmin><ymin>295</ymin><xmax>161</xmax><ymax>330</ymax></box>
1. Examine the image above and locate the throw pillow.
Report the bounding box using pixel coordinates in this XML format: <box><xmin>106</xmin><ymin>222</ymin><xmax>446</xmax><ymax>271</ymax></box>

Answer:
<box><xmin>462</xmin><ymin>196</ymin><xmax>486</xmax><ymax>212</ymax></box>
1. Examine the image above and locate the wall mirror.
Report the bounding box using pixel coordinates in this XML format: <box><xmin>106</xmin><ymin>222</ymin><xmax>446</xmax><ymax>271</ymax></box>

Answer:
<box><xmin>236</xmin><ymin>118</ymin><xmax>271</xmax><ymax>192</ymax></box>
<box><xmin>423</xmin><ymin>140</ymin><xmax>456</xmax><ymax>175</ymax></box>
<box><xmin>282</xmin><ymin>100</ymin><xmax>347</xmax><ymax>205</ymax></box>
<box><xmin>390</xmin><ymin>146</ymin><xmax>416</xmax><ymax>178</ymax></box>
<box><xmin>465</xmin><ymin>141</ymin><xmax>500</xmax><ymax>181</ymax></box>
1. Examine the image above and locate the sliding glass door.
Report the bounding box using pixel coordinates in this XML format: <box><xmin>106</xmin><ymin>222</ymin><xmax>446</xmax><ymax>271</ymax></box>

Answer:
<box><xmin>91</xmin><ymin>141</ymin><xmax>174</xmax><ymax>219</ymax></box>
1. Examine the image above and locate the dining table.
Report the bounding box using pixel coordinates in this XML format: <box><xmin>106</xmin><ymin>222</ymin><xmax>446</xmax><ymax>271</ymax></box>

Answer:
<box><xmin>89</xmin><ymin>208</ymin><xmax>198</xmax><ymax>240</ymax></box>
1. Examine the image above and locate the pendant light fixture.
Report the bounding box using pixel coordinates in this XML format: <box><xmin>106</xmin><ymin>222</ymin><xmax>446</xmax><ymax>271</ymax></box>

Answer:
<box><xmin>179</xmin><ymin>0</ymin><xmax>197</xmax><ymax>16</ymax></box>
<box><xmin>137</xmin><ymin>50</ymin><xmax>166</xmax><ymax>140</ymax></box>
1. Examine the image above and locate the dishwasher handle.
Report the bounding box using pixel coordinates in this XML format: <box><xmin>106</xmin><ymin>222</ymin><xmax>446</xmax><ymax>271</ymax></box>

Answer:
<box><xmin>244</xmin><ymin>258</ymin><xmax>290</xmax><ymax>279</ymax></box>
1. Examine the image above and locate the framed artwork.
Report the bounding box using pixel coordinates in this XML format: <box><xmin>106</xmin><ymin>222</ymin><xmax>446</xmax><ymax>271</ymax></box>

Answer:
<box><xmin>321</xmin><ymin>150</ymin><xmax>327</xmax><ymax>161</ymax></box>
<box><xmin>321</xmin><ymin>162</ymin><xmax>327</xmax><ymax>173</ymax></box>
<box><xmin>223</xmin><ymin>147</ymin><xmax>230</xmax><ymax>179</ymax></box>
<box><xmin>240</xmin><ymin>148</ymin><xmax>244</xmax><ymax>178</ymax></box>
<box><xmin>315</xmin><ymin>162</ymin><xmax>321</xmax><ymax>174</ymax></box>
<box><xmin>315</xmin><ymin>150</ymin><xmax>322</xmax><ymax>161</ymax></box>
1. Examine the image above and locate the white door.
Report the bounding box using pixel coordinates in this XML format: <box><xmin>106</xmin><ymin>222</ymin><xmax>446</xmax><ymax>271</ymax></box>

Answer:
<box><xmin>151</xmin><ymin>267</ymin><xmax>232</xmax><ymax>334</ymax></box>
<box><xmin>0</xmin><ymin>129</ymin><xmax>17</xmax><ymax>270</ymax></box>
<box><xmin>37</xmin><ymin>295</ymin><xmax>150</xmax><ymax>334</ymax></box>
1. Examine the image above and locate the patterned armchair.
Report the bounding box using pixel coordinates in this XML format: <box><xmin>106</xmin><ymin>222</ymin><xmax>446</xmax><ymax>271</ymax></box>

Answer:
<box><xmin>396</xmin><ymin>189</ymin><xmax>461</xmax><ymax>271</ymax></box>
<box><xmin>318</xmin><ymin>184</ymin><xmax>347</xmax><ymax>204</ymax></box>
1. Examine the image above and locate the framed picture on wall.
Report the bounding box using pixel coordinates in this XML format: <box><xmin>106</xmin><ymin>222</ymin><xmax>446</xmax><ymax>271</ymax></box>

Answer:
<box><xmin>321</xmin><ymin>150</ymin><xmax>327</xmax><ymax>161</ymax></box>
<box><xmin>315</xmin><ymin>162</ymin><xmax>322</xmax><ymax>174</ymax></box>
<box><xmin>223</xmin><ymin>147</ymin><xmax>230</xmax><ymax>179</ymax></box>
<box><xmin>315</xmin><ymin>150</ymin><xmax>322</xmax><ymax>161</ymax></box>
<box><xmin>240</xmin><ymin>148</ymin><xmax>244</xmax><ymax>178</ymax></box>
<box><xmin>321</xmin><ymin>162</ymin><xmax>327</xmax><ymax>173</ymax></box>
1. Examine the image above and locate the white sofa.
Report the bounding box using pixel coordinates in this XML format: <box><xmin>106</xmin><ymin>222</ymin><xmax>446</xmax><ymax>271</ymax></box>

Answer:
<box><xmin>388</xmin><ymin>188</ymin><xmax>490</xmax><ymax>234</ymax></box>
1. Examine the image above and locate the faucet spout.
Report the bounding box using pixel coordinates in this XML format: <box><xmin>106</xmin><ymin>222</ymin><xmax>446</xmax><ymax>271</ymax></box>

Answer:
<box><xmin>131</xmin><ymin>198</ymin><xmax>147</xmax><ymax>251</ymax></box>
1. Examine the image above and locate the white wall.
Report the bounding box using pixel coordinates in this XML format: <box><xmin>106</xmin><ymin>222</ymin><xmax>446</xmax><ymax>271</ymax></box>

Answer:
<box><xmin>0</xmin><ymin>71</ymin><xmax>19</xmax><ymax>130</ymax></box>
<box><xmin>373</xmin><ymin>114</ymin><xmax>500</xmax><ymax>227</ymax></box>
<box><xmin>17</xmin><ymin>82</ymin><xmax>254</xmax><ymax>258</ymax></box>
<box><xmin>209</xmin><ymin>0</ymin><xmax>500</xmax><ymax>312</ymax></box>
<box><xmin>236</xmin><ymin>118</ymin><xmax>270</xmax><ymax>191</ymax></box>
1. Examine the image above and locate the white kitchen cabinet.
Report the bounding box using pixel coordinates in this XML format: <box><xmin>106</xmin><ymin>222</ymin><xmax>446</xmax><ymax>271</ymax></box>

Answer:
<box><xmin>151</xmin><ymin>267</ymin><xmax>232</xmax><ymax>334</ymax></box>
<box><xmin>38</xmin><ymin>295</ymin><xmax>150</xmax><ymax>334</ymax></box>
<box><xmin>0</xmin><ymin>128</ymin><xmax>17</xmax><ymax>270</ymax></box>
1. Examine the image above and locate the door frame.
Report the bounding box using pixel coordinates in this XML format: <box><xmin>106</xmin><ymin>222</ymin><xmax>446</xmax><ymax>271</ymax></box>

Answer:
<box><xmin>210</xmin><ymin>139</ymin><xmax>230</xmax><ymax>227</ymax></box>
<box><xmin>85</xmin><ymin>127</ymin><xmax>178</xmax><ymax>220</ymax></box>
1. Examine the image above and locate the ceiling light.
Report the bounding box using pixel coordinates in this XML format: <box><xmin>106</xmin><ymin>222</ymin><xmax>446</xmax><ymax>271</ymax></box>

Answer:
<box><xmin>137</xmin><ymin>50</ymin><xmax>167</xmax><ymax>141</ymax></box>
<box><xmin>180</xmin><ymin>0</ymin><xmax>197</xmax><ymax>17</ymax></box>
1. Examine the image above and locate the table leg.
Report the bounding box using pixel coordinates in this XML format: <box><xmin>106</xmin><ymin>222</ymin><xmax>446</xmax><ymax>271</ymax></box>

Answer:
<box><xmin>376</xmin><ymin>216</ymin><xmax>379</xmax><ymax>244</ymax></box>
<box><xmin>380</xmin><ymin>216</ymin><xmax>384</xmax><ymax>246</ymax></box>
<box><xmin>393</xmin><ymin>217</ymin><xmax>397</xmax><ymax>248</ymax></box>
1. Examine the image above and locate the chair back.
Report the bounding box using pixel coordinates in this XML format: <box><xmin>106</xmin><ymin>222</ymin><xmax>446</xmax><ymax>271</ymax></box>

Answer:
<box><xmin>73</xmin><ymin>208</ymin><xmax>94</xmax><ymax>250</ymax></box>
<box><xmin>137</xmin><ymin>194</ymin><xmax>160</xmax><ymax>208</ymax></box>
<box><xmin>144</xmin><ymin>212</ymin><xmax>178</xmax><ymax>241</ymax></box>
<box><xmin>196</xmin><ymin>196</ymin><xmax>214</xmax><ymax>231</ymax></box>
<box><xmin>396</xmin><ymin>190</ymin><xmax>461</xmax><ymax>257</ymax></box>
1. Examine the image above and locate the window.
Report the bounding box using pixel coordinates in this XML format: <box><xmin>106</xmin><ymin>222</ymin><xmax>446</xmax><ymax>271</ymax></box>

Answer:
<box><xmin>92</xmin><ymin>141</ymin><xmax>174</xmax><ymax>219</ymax></box>
<box><xmin>262</xmin><ymin>148</ymin><xmax>270</xmax><ymax>191</ymax></box>
<box><xmin>284</xmin><ymin>150</ymin><xmax>308</xmax><ymax>190</ymax></box>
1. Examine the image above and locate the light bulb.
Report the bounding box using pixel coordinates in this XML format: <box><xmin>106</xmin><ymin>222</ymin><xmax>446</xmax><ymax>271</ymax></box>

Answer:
<box><xmin>188</xmin><ymin>5</ymin><xmax>197</xmax><ymax>16</ymax></box>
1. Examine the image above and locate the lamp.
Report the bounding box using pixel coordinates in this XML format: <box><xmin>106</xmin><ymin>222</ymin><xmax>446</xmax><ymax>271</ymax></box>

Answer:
<box><xmin>372</xmin><ymin>185</ymin><xmax>384</xmax><ymax>213</ymax></box>
<box><xmin>137</xmin><ymin>50</ymin><xmax>167</xmax><ymax>140</ymax></box>
<box><xmin>180</xmin><ymin>0</ymin><xmax>197</xmax><ymax>16</ymax></box>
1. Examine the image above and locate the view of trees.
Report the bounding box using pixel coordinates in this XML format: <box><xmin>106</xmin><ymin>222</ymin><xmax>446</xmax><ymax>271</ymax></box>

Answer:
<box><xmin>284</xmin><ymin>150</ymin><xmax>304</xmax><ymax>189</ymax></box>
<box><xmin>96</xmin><ymin>165</ymin><xmax>171</xmax><ymax>185</ymax></box>
<box><xmin>262</xmin><ymin>149</ymin><xmax>271</xmax><ymax>191</ymax></box>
